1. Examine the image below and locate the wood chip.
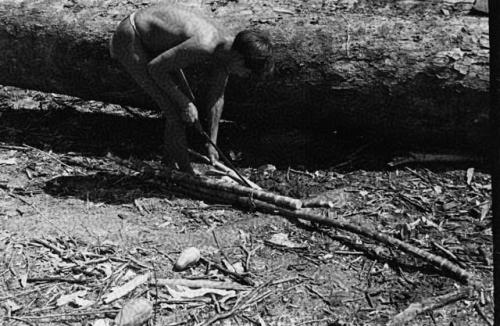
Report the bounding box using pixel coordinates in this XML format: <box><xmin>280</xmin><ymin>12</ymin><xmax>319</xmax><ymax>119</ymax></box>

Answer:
<box><xmin>103</xmin><ymin>273</ymin><xmax>151</xmax><ymax>304</ymax></box>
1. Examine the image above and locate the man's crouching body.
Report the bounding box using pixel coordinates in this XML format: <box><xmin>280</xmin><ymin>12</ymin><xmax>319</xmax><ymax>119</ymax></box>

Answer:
<box><xmin>109</xmin><ymin>4</ymin><xmax>273</xmax><ymax>174</ymax></box>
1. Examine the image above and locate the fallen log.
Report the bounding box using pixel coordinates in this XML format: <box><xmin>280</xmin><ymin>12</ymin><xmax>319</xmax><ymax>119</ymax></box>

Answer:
<box><xmin>0</xmin><ymin>0</ymin><xmax>490</xmax><ymax>148</ymax></box>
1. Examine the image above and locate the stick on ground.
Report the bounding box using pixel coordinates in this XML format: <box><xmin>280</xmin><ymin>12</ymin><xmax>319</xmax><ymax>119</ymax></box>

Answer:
<box><xmin>167</xmin><ymin>174</ymin><xmax>474</xmax><ymax>284</ymax></box>
<box><xmin>235</xmin><ymin>197</ymin><xmax>474</xmax><ymax>284</ymax></box>
<box><xmin>388</xmin><ymin>287</ymin><xmax>474</xmax><ymax>326</ymax></box>
<box><xmin>168</xmin><ymin>170</ymin><xmax>303</xmax><ymax>210</ymax></box>
<box><xmin>154</xmin><ymin>278</ymin><xmax>251</xmax><ymax>291</ymax></box>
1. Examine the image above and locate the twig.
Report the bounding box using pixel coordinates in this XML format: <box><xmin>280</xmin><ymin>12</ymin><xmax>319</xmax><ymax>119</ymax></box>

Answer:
<box><xmin>388</xmin><ymin>287</ymin><xmax>474</xmax><ymax>325</ymax></box>
<box><xmin>153</xmin><ymin>278</ymin><xmax>251</xmax><ymax>291</ymax></box>
<box><xmin>18</xmin><ymin>309</ymin><xmax>119</xmax><ymax>320</ymax></box>
<box><xmin>0</xmin><ymin>284</ymin><xmax>51</xmax><ymax>302</ymax></box>
<box><xmin>287</xmin><ymin>168</ymin><xmax>315</xmax><ymax>178</ymax></box>
<box><xmin>196</xmin><ymin>287</ymin><xmax>272</xmax><ymax>326</ymax></box>
<box><xmin>195</xmin><ymin>298</ymin><xmax>242</xmax><ymax>326</ymax></box>
<box><xmin>199</xmin><ymin>257</ymin><xmax>255</xmax><ymax>286</ymax></box>
<box><xmin>188</xmin><ymin>149</ymin><xmax>261</xmax><ymax>190</ymax></box>
<box><xmin>29</xmin><ymin>238</ymin><xmax>65</xmax><ymax>257</ymax></box>
<box><xmin>240</xmin><ymin>244</ymin><xmax>260</xmax><ymax>273</ymax></box>
<box><xmin>431</xmin><ymin>241</ymin><xmax>467</xmax><ymax>268</ymax></box>
<box><xmin>23</xmin><ymin>143</ymin><xmax>73</xmax><ymax>169</ymax></box>
<box><xmin>1</xmin><ymin>316</ymin><xmax>37</xmax><ymax>326</ymax></box>
<box><xmin>474</xmin><ymin>302</ymin><xmax>493</xmax><ymax>326</ymax></box>
<box><xmin>0</xmin><ymin>143</ymin><xmax>30</xmax><ymax>151</ymax></box>
<box><xmin>297</xmin><ymin>319</ymin><xmax>332</xmax><ymax>325</ymax></box>
<box><xmin>27</xmin><ymin>276</ymin><xmax>87</xmax><ymax>284</ymax></box>
<box><xmin>126</xmin><ymin>255</ymin><xmax>152</xmax><ymax>269</ymax></box>
<box><xmin>305</xmin><ymin>285</ymin><xmax>330</xmax><ymax>305</ymax></box>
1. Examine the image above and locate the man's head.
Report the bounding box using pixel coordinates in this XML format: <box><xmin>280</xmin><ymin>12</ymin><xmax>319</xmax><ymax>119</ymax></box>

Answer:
<box><xmin>229</xmin><ymin>29</ymin><xmax>273</xmax><ymax>78</ymax></box>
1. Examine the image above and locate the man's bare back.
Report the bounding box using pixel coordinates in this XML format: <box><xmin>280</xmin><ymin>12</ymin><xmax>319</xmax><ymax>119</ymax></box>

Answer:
<box><xmin>134</xmin><ymin>5</ymin><xmax>223</xmax><ymax>57</ymax></box>
<box><xmin>110</xmin><ymin>3</ymin><xmax>273</xmax><ymax>174</ymax></box>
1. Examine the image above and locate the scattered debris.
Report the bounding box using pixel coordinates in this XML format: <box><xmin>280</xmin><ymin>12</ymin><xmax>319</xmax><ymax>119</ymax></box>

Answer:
<box><xmin>265</xmin><ymin>233</ymin><xmax>307</xmax><ymax>249</ymax></box>
<box><xmin>103</xmin><ymin>273</ymin><xmax>151</xmax><ymax>304</ymax></box>
<box><xmin>154</xmin><ymin>278</ymin><xmax>250</xmax><ymax>291</ymax></box>
<box><xmin>56</xmin><ymin>290</ymin><xmax>93</xmax><ymax>308</ymax></box>
<box><xmin>114</xmin><ymin>298</ymin><xmax>153</xmax><ymax>326</ymax></box>
<box><xmin>473</xmin><ymin>0</ymin><xmax>488</xmax><ymax>13</ymax></box>
<box><xmin>0</xmin><ymin>86</ymin><xmax>492</xmax><ymax>325</ymax></box>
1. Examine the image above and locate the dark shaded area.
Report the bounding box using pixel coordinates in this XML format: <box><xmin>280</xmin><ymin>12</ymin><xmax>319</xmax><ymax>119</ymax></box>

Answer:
<box><xmin>44</xmin><ymin>172</ymin><xmax>172</xmax><ymax>205</ymax></box>
<box><xmin>488</xmin><ymin>0</ymin><xmax>500</xmax><ymax>323</ymax></box>
<box><xmin>0</xmin><ymin>103</ymin><xmax>487</xmax><ymax>173</ymax></box>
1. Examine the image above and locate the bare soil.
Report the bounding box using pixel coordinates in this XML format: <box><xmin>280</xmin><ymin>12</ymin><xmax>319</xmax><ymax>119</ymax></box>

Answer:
<box><xmin>0</xmin><ymin>85</ymin><xmax>493</xmax><ymax>326</ymax></box>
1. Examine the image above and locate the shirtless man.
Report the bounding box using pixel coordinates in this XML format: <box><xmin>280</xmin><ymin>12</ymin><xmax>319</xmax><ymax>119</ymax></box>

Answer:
<box><xmin>109</xmin><ymin>4</ymin><xmax>273</xmax><ymax>174</ymax></box>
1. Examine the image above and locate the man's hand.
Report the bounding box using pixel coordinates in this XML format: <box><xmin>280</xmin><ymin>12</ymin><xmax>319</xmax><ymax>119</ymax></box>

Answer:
<box><xmin>179</xmin><ymin>102</ymin><xmax>199</xmax><ymax>124</ymax></box>
<box><xmin>206</xmin><ymin>143</ymin><xmax>219</xmax><ymax>164</ymax></box>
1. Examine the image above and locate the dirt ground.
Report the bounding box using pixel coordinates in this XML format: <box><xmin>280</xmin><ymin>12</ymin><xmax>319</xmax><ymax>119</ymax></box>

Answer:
<box><xmin>0</xmin><ymin>85</ymin><xmax>493</xmax><ymax>326</ymax></box>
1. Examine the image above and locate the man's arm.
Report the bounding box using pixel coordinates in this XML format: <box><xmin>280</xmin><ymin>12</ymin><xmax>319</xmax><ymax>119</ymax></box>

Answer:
<box><xmin>147</xmin><ymin>37</ymin><xmax>217</xmax><ymax>123</ymax></box>
<box><xmin>203</xmin><ymin>66</ymin><xmax>229</xmax><ymax>163</ymax></box>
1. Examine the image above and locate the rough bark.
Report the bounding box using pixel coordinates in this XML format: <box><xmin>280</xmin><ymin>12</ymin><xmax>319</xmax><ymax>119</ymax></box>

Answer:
<box><xmin>0</xmin><ymin>0</ymin><xmax>490</xmax><ymax>148</ymax></box>
<box><xmin>488</xmin><ymin>0</ymin><xmax>500</xmax><ymax>323</ymax></box>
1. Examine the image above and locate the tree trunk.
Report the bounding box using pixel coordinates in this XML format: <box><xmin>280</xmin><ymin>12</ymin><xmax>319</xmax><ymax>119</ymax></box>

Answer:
<box><xmin>487</xmin><ymin>0</ymin><xmax>500</xmax><ymax>323</ymax></box>
<box><xmin>0</xmin><ymin>0</ymin><xmax>490</xmax><ymax>148</ymax></box>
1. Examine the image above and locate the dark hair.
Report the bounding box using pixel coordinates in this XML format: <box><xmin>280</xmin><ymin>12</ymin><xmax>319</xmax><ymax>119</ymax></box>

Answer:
<box><xmin>232</xmin><ymin>29</ymin><xmax>273</xmax><ymax>76</ymax></box>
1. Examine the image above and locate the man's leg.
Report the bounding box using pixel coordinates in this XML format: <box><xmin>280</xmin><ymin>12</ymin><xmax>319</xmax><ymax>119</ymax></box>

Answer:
<box><xmin>110</xmin><ymin>18</ymin><xmax>193</xmax><ymax>173</ymax></box>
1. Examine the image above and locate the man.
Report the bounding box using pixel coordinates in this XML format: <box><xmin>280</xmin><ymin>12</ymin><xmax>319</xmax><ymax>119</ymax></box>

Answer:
<box><xmin>110</xmin><ymin>3</ymin><xmax>274</xmax><ymax>174</ymax></box>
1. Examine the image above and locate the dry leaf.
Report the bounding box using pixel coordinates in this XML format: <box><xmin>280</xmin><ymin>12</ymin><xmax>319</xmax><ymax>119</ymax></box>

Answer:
<box><xmin>302</xmin><ymin>189</ymin><xmax>348</xmax><ymax>208</ymax></box>
<box><xmin>466</xmin><ymin>168</ymin><xmax>474</xmax><ymax>185</ymax></box>
<box><xmin>19</xmin><ymin>274</ymin><xmax>27</xmax><ymax>288</ymax></box>
<box><xmin>3</xmin><ymin>299</ymin><xmax>22</xmax><ymax>312</ymax></box>
<box><xmin>0</xmin><ymin>158</ymin><xmax>17</xmax><ymax>165</ymax></box>
<box><xmin>232</xmin><ymin>261</ymin><xmax>245</xmax><ymax>274</ymax></box>
<box><xmin>165</xmin><ymin>285</ymin><xmax>236</xmax><ymax>299</ymax></box>
<box><xmin>473</xmin><ymin>0</ymin><xmax>488</xmax><ymax>13</ymax></box>
<box><xmin>56</xmin><ymin>290</ymin><xmax>88</xmax><ymax>307</ymax></box>
<box><xmin>433</xmin><ymin>185</ymin><xmax>442</xmax><ymax>194</ymax></box>
<box><xmin>103</xmin><ymin>273</ymin><xmax>150</xmax><ymax>304</ymax></box>
<box><xmin>480</xmin><ymin>202</ymin><xmax>491</xmax><ymax>221</ymax></box>
<box><xmin>174</xmin><ymin>247</ymin><xmax>201</xmax><ymax>271</ymax></box>
<box><xmin>92</xmin><ymin>319</ymin><xmax>111</xmax><ymax>326</ymax></box>
<box><xmin>114</xmin><ymin>298</ymin><xmax>153</xmax><ymax>326</ymax></box>
<box><xmin>72</xmin><ymin>297</ymin><xmax>95</xmax><ymax>308</ymax></box>
<box><xmin>96</xmin><ymin>263</ymin><xmax>113</xmax><ymax>278</ymax></box>
<box><xmin>122</xmin><ymin>270</ymin><xmax>138</xmax><ymax>282</ymax></box>
<box><xmin>443</xmin><ymin>202</ymin><xmax>458</xmax><ymax>210</ymax></box>
<box><xmin>267</xmin><ymin>233</ymin><xmax>306</xmax><ymax>249</ymax></box>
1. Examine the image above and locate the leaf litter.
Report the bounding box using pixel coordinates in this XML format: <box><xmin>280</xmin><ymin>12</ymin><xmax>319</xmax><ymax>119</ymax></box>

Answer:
<box><xmin>0</xmin><ymin>85</ymin><xmax>493</xmax><ymax>325</ymax></box>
